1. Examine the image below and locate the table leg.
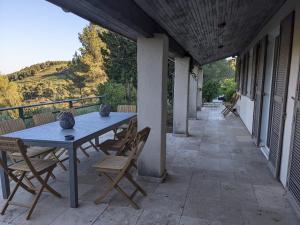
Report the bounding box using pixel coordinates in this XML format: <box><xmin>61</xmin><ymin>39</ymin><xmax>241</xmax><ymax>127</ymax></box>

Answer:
<box><xmin>0</xmin><ymin>151</ymin><xmax>10</xmax><ymax>199</ymax></box>
<box><xmin>68</xmin><ymin>145</ymin><xmax>78</xmax><ymax>208</ymax></box>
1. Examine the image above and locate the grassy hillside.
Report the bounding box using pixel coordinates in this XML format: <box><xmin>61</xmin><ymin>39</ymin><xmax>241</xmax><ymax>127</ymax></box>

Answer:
<box><xmin>6</xmin><ymin>61</ymin><xmax>92</xmax><ymax>103</ymax></box>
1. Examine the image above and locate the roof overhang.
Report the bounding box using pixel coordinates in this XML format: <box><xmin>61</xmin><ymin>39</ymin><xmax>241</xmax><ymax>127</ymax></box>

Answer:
<box><xmin>47</xmin><ymin>0</ymin><xmax>286</xmax><ymax>65</ymax></box>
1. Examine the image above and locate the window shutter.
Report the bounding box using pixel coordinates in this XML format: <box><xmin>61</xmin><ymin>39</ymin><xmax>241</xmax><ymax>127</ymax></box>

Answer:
<box><xmin>239</xmin><ymin>56</ymin><xmax>245</xmax><ymax>93</ymax></box>
<box><xmin>269</xmin><ymin>12</ymin><xmax>294</xmax><ymax>177</ymax></box>
<box><xmin>252</xmin><ymin>36</ymin><xmax>268</xmax><ymax>145</ymax></box>
<box><xmin>250</xmin><ymin>44</ymin><xmax>259</xmax><ymax>100</ymax></box>
<box><xmin>242</xmin><ymin>52</ymin><xmax>250</xmax><ymax>95</ymax></box>
<box><xmin>288</xmin><ymin>68</ymin><xmax>300</xmax><ymax>207</ymax></box>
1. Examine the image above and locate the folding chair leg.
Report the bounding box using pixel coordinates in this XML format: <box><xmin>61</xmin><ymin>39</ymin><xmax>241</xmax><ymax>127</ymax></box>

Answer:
<box><xmin>26</xmin><ymin>170</ymin><xmax>52</xmax><ymax>220</ymax></box>
<box><xmin>1</xmin><ymin>172</ymin><xmax>27</xmax><ymax>215</ymax></box>
<box><xmin>125</xmin><ymin>174</ymin><xmax>147</xmax><ymax>196</ymax></box>
<box><xmin>114</xmin><ymin>183</ymin><xmax>139</xmax><ymax>209</ymax></box>
<box><xmin>50</xmin><ymin>172</ymin><xmax>56</xmax><ymax>180</ymax></box>
<box><xmin>95</xmin><ymin>173</ymin><xmax>139</xmax><ymax>209</ymax></box>
<box><xmin>89</xmin><ymin>141</ymin><xmax>100</xmax><ymax>152</ymax></box>
<box><xmin>23</xmin><ymin>175</ymin><xmax>35</xmax><ymax>189</ymax></box>
<box><xmin>35</xmin><ymin>168</ymin><xmax>61</xmax><ymax>199</ymax></box>
<box><xmin>8</xmin><ymin>172</ymin><xmax>35</xmax><ymax>195</ymax></box>
<box><xmin>50</xmin><ymin>152</ymin><xmax>67</xmax><ymax>171</ymax></box>
<box><xmin>79</xmin><ymin>146</ymin><xmax>90</xmax><ymax>158</ymax></box>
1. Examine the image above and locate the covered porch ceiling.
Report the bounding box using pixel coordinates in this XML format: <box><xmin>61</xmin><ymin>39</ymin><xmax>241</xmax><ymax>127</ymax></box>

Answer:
<box><xmin>47</xmin><ymin>0</ymin><xmax>286</xmax><ymax>65</ymax></box>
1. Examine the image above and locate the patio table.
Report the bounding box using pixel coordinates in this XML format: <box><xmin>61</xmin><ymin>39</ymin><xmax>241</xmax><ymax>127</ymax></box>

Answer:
<box><xmin>0</xmin><ymin>112</ymin><xmax>136</xmax><ymax>208</ymax></box>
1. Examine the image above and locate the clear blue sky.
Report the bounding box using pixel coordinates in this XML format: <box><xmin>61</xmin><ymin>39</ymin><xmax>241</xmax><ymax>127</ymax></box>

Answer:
<box><xmin>0</xmin><ymin>0</ymin><xmax>89</xmax><ymax>74</ymax></box>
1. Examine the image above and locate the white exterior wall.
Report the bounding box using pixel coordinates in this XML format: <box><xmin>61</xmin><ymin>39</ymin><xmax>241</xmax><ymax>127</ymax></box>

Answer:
<box><xmin>236</xmin><ymin>95</ymin><xmax>254</xmax><ymax>133</ymax></box>
<box><xmin>237</xmin><ymin>0</ymin><xmax>300</xmax><ymax>186</ymax></box>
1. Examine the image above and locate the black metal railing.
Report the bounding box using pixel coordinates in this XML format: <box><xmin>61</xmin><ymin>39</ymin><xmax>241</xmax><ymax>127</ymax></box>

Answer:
<box><xmin>0</xmin><ymin>95</ymin><xmax>107</xmax><ymax>121</ymax></box>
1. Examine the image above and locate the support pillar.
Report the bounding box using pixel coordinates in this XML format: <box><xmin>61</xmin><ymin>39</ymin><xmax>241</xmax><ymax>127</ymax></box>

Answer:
<box><xmin>189</xmin><ymin>73</ymin><xmax>198</xmax><ymax>119</ymax></box>
<box><xmin>173</xmin><ymin>57</ymin><xmax>190</xmax><ymax>136</ymax></box>
<box><xmin>137</xmin><ymin>34</ymin><xmax>168</xmax><ymax>181</ymax></box>
<box><xmin>197</xmin><ymin>68</ymin><xmax>203</xmax><ymax>110</ymax></box>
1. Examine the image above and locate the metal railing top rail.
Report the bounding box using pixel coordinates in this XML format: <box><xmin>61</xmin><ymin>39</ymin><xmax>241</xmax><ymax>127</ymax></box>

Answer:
<box><xmin>0</xmin><ymin>95</ymin><xmax>107</xmax><ymax>112</ymax></box>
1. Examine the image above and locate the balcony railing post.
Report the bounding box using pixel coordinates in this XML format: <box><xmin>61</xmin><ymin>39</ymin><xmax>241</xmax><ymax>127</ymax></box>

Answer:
<box><xmin>98</xmin><ymin>96</ymin><xmax>103</xmax><ymax>106</ymax></box>
<box><xmin>18</xmin><ymin>107</ymin><xmax>25</xmax><ymax>120</ymax></box>
<box><xmin>68</xmin><ymin>100</ymin><xmax>73</xmax><ymax>109</ymax></box>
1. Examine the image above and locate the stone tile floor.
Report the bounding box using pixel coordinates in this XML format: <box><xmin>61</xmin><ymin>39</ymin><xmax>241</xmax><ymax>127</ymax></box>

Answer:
<box><xmin>0</xmin><ymin>106</ymin><xmax>299</xmax><ymax>225</ymax></box>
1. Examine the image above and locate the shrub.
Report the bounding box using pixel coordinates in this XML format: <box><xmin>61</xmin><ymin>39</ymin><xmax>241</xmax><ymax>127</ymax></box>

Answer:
<box><xmin>96</xmin><ymin>81</ymin><xmax>127</xmax><ymax>111</ymax></box>
<box><xmin>219</xmin><ymin>78</ymin><xmax>236</xmax><ymax>101</ymax></box>
<box><xmin>203</xmin><ymin>80</ymin><xmax>220</xmax><ymax>102</ymax></box>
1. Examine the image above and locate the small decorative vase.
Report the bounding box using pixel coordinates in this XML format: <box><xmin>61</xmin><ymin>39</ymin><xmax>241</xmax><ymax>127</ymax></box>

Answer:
<box><xmin>99</xmin><ymin>104</ymin><xmax>111</xmax><ymax>117</ymax></box>
<box><xmin>57</xmin><ymin>111</ymin><xmax>75</xmax><ymax>129</ymax></box>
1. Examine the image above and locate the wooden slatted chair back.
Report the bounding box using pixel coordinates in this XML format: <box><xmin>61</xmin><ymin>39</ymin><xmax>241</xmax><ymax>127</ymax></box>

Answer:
<box><xmin>0</xmin><ymin>137</ymin><xmax>47</xmax><ymax>178</ymax></box>
<box><xmin>0</xmin><ymin>137</ymin><xmax>24</xmax><ymax>154</ymax></box>
<box><xmin>0</xmin><ymin>119</ymin><xmax>26</xmax><ymax>135</ymax></box>
<box><xmin>33</xmin><ymin>112</ymin><xmax>56</xmax><ymax>126</ymax></box>
<box><xmin>124</xmin><ymin>117</ymin><xmax>137</xmax><ymax>140</ymax></box>
<box><xmin>134</xmin><ymin>127</ymin><xmax>150</xmax><ymax>160</ymax></box>
<box><xmin>126</xmin><ymin>127</ymin><xmax>150</xmax><ymax>161</ymax></box>
<box><xmin>117</xmin><ymin>105</ymin><xmax>137</xmax><ymax>113</ymax></box>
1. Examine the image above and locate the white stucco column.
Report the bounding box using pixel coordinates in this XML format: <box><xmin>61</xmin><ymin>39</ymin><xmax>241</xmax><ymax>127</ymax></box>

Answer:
<box><xmin>173</xmin><ymin>57</ymin><xmax>190</xmax><ymax>136</ymax></box>
<box><xmin>188</xmin><ymin>73</ymin><xmax>198</xmax><ymax>119</ymax></box>
<box><xmin>137</xmin><ymin>34</ymin><xmax>168</xmax><ymax>180</ymax></box>
<box><xmin>197</xmin><ymin>68</ymin><xmax>203</xmax><ymax>110</ymax></box>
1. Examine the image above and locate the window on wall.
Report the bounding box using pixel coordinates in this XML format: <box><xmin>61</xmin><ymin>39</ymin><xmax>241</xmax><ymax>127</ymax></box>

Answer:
<box><xmin>250</xmin><ymin>44</ymin><xmax>260</xmax><ymax>100</ymax></box>
<box><xmin>240</xmin><ymin>52</ymin><xmax>250</xmax><ymax>96</ymax></box>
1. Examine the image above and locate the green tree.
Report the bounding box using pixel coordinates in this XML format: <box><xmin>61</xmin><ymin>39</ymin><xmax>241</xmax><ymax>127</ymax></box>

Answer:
<box><xmin>0</xmin><ymin>76</ymin><xmax>22</xmax><ymax>118</ymax></box>
<box><xmin>96</xmin><ymin>81</ymin><xmax>127</xmax><ymax>111</ymax></box>
<box><xmin>99</xmin><ymin>29</ymin><xmax>137</xmax><ymax>103</ymax></box>
<box><xmin>78</xmin><ymin>24</ymin><xmax>107</xmax><ymax>83</ymax></box>
<box><xmin>203</xmin><ymin>59</ymin><xmax>235</xmax><ymax>82</ymax></box>
<box><xmin>202</xmin><ymin>59</ymin><xmax>236</xmax><ymax>102</ymax></box>
<box><xmin>203</xmin><ymin>80</ymin><xmax>220</xmax><ymax>102</ymax></box>
<box><xmin>219</xmin><ymin>78</ymin><xmax>236</xmax><ymax>101</ymax></box>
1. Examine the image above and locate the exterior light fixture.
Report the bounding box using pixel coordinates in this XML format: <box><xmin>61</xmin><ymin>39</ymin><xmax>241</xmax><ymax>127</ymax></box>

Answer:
<box><xmin>218</xmin><ymin>22</ymin><xmax>226</xmax><ymax>28</ymax></box>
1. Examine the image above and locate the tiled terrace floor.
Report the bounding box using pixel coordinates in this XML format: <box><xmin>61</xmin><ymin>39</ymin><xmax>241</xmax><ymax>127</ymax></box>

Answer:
<box><xmin>0</xmin><ymin>106</ymin><xmax>299</xmax><ymax>225</ymax></box>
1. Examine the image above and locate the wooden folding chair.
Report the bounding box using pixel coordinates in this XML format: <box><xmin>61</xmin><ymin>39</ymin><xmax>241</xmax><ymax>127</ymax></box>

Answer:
<box><xmin>33</xmin><ymin>112</ymin><xmax>69</xmax><ymax>170</ymax></box>
<box><xmin>93</xmin><ymin>127</ymin><xmax>150</xmax><ymax>209</ymax></box>
<box><xmin>222</xmin><ymin>93</ymin><xmax>239</xmax><ymax>116</ymax></box>
<box><xmin>0</xmin><ymin>119</ymin><xmax>56</xmax><ymax>186</ymax></box>
<box><xmin>114</xmin><ymin>105</ymin><xmax>137</xmax><ymax>139</ymax></box>
<box><xmin>115</xmin><ymin>116</ymin><xmax>137</xmax><ymax>140</ymax></box>
<box><xmin>0</xmin><ymin>137</ymin><xmax>61</xmax><ymax>220</ymax></box>
<box><xmin>117</xmin><ymin>105</ymin><xmax>137</xmax><ymax>113</ymax></box>
<box><xmin>97</xmin><ymin>117</ymin><xmax>137</xmax><ymax>156</ymax></box>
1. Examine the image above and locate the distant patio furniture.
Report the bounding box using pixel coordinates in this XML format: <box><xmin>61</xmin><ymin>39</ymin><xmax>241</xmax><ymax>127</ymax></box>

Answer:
<box><xmin>1</xmin><ymin>112</ymin><xmax>136</xmax><ymax>208</ymax></box>
<box><xmin>93</xmin><ymin>127</ymin><xmax>150</xmax><ymax>209</ymax></box>
<box><xmin>0</xmin><ymin>136</ymin><xmax>61</xmax><ymax>220</ymax></box>
<box><xmin>97</xmin><ymin>117</ymin><xmax>137</xmax><ymax>155</ymax></box>
<box><xmin>221</xmin><ymin>93</ymin><xmax>240</xmax><ymax>116</ymax></box>
<box><xmin>117</xmin><ymin>105</ymin><xmax>137</xmax><ymax>113</ymax></box>
<box><xmin>32</xmin><ymin>112</ymin><xmax>56</xmax><ymax>126</ymax></box>
<box><xmin>114</xmin><ymin>105</ymin><xmax>137</xmax><ymax>138</ymax></box>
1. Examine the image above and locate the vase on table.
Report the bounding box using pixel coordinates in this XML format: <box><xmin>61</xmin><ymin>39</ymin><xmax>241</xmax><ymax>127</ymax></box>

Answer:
<box><xmin>57</xmin><ymin>111</ymin><xmax>75</xmax><ymax>129</ymax></box>
<box><xmin>99</xmin><ymin>104</ymin><xmax>111</xmax><ymax>117</ymax></box>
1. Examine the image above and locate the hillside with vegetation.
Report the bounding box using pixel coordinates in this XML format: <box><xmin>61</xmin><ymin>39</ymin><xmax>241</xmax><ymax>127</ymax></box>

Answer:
<box><xmin>0</xmin><ymin>23</ymin><xmax>138</xmax><ymax>119</ymax></box>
